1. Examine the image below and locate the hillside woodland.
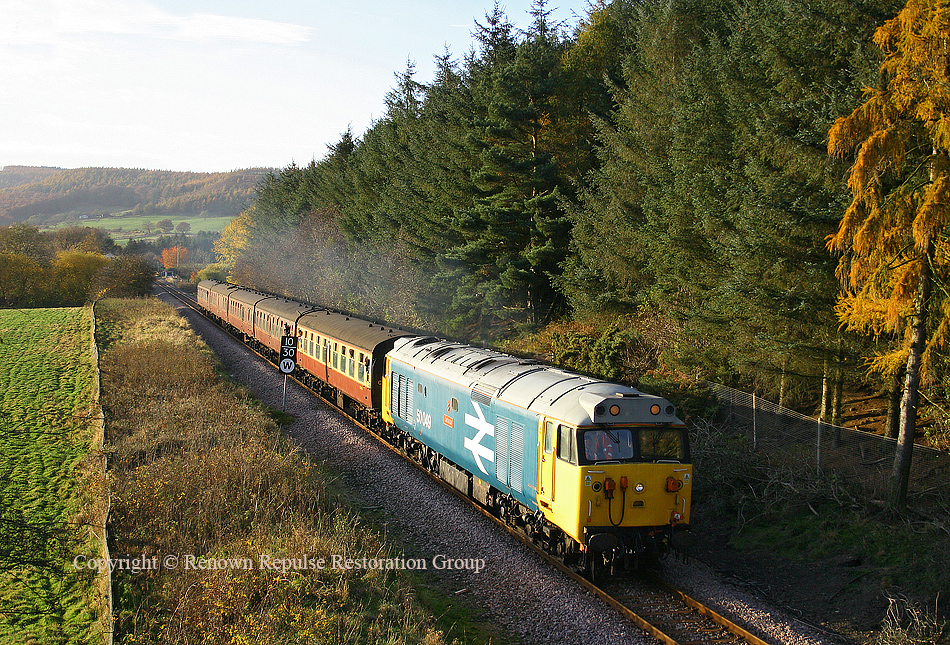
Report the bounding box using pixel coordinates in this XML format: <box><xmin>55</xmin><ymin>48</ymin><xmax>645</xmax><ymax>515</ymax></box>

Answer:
<box><xmin>0</xmin><ymin>166</ymin><xmax>268</xmax><ymax>226</ymax></box>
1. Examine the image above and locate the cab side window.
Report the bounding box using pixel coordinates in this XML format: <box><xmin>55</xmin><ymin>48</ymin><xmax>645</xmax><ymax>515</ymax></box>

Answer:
<box><xmin>557</xmin><ymin>424</ymin><xmax>576</xmax><ymax>464</ymax></box>
<box><xmin>543</xmin><ymin>421</ymin><xmax>555</xmax><ymax>455</ymax></box>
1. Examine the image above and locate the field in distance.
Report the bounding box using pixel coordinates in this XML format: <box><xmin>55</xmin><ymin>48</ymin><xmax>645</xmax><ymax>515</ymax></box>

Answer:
<box><xmin>44</xmin><ymin>212</ymin><xmax>235</xmax><ymax>244</ymax></box>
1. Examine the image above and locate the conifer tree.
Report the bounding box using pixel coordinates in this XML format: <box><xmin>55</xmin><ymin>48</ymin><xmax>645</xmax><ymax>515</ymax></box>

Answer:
<box><xmin>441</xmin><ymin>0</ymin><xmax>573</xmax><ymax>337</ymax></box>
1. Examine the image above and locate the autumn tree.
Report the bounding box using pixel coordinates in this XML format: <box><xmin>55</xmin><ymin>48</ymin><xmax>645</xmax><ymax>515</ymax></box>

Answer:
<box><xmin>827</xmin><ymin>0</ymin><xmax>950</xmax><ymax>507</ymax></box>
<box><xmin>176</xmin><ymin>221</ymin><xmax>191</xmax><ymax>234</ymax></box>
<box><xmin>52</xmin><ymin>251</ymin><xmax>110</xmax><ymax>305</ymax></box>
<box><xmin>156</xmin><ymin>219</ymin><xmax>174</xmax><ymax>234</ymax></box>
<box><xmin>89</xmin><ymin>256</ymin><xmax>154</xmax><ymax>299</ymax></box>
<box><xmin>0</xmin><ymin>251</ymin><xmax>45</xmax><ymax>307</ymax></box>
<box><xmin>161</xmin><ymin>245</ymin><xmax>189</xmax><ymax>269</ymax></box>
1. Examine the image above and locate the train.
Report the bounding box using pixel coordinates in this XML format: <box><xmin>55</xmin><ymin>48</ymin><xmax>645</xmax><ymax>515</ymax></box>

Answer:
<box><xmin>197</xmin><ymin>279</ymin><xmax>693</xmax><ymax>577</ymax></box>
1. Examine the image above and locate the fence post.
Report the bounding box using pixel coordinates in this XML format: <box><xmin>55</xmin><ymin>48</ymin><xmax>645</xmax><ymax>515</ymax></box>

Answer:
<box><xmin>752</xmin><ymin>392</ymin><xmax>759</xmax><ymax>450</ymax></box>
<box><xmin>816</xmin><ymin>418</ymin><xmax>822</xmax><ymax>478</ymax></box>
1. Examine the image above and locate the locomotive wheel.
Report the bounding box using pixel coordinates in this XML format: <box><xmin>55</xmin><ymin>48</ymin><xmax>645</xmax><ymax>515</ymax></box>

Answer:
<box><xmin>585</xmin><ymin>551</ymin><xmax>613</xmax><ymax>583</ymax></box>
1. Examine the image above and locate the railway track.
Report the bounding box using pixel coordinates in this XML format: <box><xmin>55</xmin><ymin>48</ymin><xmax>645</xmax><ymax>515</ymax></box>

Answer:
<box><xmin>156</xmin><ymin>282</ymin><xmax>776</xmax><ymax>645</ymax></box>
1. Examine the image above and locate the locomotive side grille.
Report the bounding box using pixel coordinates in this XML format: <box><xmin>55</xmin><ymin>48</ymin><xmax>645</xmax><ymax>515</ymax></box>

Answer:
<box><xmin>392</xmin><ymin>372</ymin><xmax>414</xmax><ymax>422</ymax></box>
<box><xmin>496</xmin><ymin>416</ymin><xmax>510</xmax><ymax>486</ymax></box>
<box><xmin>510</xmin><ymin>421</ymin><xmax>524</xmax><ymax>493</ymax></box>
<box><xmin>471</xmin><ymin>389</ymin><xmax>493</xmax><ymax>407</ymax></box>
<box><xmin>391</xmin><ymin>373</ymin><xmax>401</xmax><ymax>420</ymax></box>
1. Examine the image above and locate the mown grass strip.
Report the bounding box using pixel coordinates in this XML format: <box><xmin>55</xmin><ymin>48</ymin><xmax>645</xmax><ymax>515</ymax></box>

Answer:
<box><xmin>0</xmin><ymin>307</ymin><xmax>106</xmax><ymax>645</ymax></box>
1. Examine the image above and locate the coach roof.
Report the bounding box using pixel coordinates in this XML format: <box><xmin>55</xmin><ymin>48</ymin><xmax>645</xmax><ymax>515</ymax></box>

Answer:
<box><xmin>297</xmin><ymin>309</ymin><xmax>411</xmax><ymax>353</ymax></box>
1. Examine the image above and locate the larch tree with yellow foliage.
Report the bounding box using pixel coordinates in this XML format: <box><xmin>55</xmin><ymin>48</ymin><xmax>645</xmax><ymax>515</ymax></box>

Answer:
<box><xmin>827</xmin><ymin>0</ymin><xmax>950</xmax><ymax>507</ymax></box>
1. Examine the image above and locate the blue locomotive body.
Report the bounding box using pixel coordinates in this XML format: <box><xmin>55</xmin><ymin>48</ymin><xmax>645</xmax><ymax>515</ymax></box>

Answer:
<box><xmin>387</xmin><ymin>337</ymin><xmax>540</xmax><ymax>511</ymax></box>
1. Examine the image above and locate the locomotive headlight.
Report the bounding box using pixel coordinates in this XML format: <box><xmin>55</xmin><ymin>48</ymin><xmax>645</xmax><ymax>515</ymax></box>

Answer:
<box><xmin>650</xmin><ymin>404</ymin><xmax>661</xmax><ymax>415</ymax></box>
<box><xmin>634</xmin><ymin>482</ymin><xmax>645</xmax><ymax>493</ymax></box>
<box><xmin>609</xmin><ymin>404</ymin><xmax>621</xmax><ymax>416</ymax></box>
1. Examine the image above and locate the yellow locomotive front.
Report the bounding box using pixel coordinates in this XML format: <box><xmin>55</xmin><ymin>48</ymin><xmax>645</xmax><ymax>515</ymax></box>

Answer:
<box><xmin>538</xmin><ymin>392</ymin><xmax>692</xmax><ymax>574</ymax></box>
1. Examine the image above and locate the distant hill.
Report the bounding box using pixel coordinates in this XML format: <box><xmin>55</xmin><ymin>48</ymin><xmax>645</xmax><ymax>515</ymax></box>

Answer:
<box><xmin>0</xmin><ymin>165</ymin><xmax>66</xmax><ymax>189</ymax></box>
<box><xmin>0</xmin><ymin>166</ymin><xmax>274</xmax><ymax>227</ymax></box>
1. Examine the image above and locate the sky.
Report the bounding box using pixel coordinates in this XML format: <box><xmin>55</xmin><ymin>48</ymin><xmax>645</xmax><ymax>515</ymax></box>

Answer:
<box><xmin>0</xmin><ymin>0</ymin><xmax>588</xmax><ymax>174</ymax></box>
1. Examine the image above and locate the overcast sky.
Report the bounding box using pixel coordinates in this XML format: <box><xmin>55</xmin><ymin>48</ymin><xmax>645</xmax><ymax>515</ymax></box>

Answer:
<box><xmin>0</xmin><ymin>0</ymin><xmax>587</xmax><ymax>173</ymax></box>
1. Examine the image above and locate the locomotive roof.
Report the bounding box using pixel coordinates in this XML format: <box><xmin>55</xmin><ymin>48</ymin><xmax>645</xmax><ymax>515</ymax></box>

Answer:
<box><xmin>389</xmin><ymin>337</ymin><xmax>682</xmax><ymax>427</ymax></box>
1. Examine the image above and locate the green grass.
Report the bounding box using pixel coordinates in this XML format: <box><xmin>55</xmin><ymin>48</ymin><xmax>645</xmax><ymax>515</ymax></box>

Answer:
<box><xmin>730</xmin><ymin>504</ymin><xmax>950</xmax><ymax>591</ymax></box>
<box><xmin>0</xmin><ymin>307</ymin><xmax>106</xmax><ymax>644</ymax></box>
<box><xmin>45</xmin><ymin>212</ymin><xmax>234</xmax><ymax>243</ymax></box>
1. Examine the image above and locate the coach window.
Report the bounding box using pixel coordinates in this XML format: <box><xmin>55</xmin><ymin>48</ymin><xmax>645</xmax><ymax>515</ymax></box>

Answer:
<box><xmin>322</xmin><ymin>339</ymin><xmax>329</xmax><ymax>364</ymax></box>
<box><xmin>348</xmin><ymin>349</ymin><xmax>355</xmax><ymax>377</ymax></box>
<box><xmin>357</xmin><ymin>352</ymin><xmax>365</xmax><ymax>382</ymax></box>
<box><xmin>332</xmin><ymin>343</ymin><xmax>339</xmax><ymax>369</ymax></box>
<box><xmin>557</xmin><ymin>424</ymin><xmax>577</xmax><ymax>464</ymax></box>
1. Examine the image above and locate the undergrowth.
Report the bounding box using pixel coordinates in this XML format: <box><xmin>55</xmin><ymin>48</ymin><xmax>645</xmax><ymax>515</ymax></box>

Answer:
<box><xmin>689</xmin><ymin>418</ymin><xmax>950</xmax><ymax>642</ymax></box>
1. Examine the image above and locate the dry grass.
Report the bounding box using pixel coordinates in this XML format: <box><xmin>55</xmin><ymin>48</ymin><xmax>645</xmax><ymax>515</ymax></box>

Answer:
<box><xmin>95</xmin><ymin>298</ymin><xmax>456</xmax><ymax>645</ymax></box>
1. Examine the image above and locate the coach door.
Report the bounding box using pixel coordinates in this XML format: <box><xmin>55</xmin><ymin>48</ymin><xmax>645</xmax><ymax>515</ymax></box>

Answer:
<box><xmin>539</xmin><ymin>419</ymin><xmax>556</xmax><ymax>507</ymax></box>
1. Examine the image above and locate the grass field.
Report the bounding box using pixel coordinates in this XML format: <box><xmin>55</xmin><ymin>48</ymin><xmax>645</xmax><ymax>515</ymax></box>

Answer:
<box><xmin>45</xmin><ymin>212</ymin><xmax>235</xmax><ymax>244</ymax></box>
<box><xmin>0</xmin><ymin>307</ymin><xmax>106</xmax><ymax>644</ymax></box>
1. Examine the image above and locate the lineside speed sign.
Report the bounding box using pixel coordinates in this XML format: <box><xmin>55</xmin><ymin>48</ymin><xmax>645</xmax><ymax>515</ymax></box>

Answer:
<box><xmin>279</xmin><ymin>335</ymin><xmax>297</xmax><ymax>374</ymax></box>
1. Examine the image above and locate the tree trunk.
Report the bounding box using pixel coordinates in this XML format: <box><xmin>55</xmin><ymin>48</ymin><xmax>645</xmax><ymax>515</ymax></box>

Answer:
<box><xmin>779</xmin><ymin>358</ymin><xmax>788</xmax><ymax>408</ymax></box>
<box><xmin>885</xmin><ymin>365</ymin><xmax>904</xmax><ymax>439</ymax></box>
<box><xmin>890</xmin><ymin>237</ymin><xmax>934</xmax><ymax>508</ymax></box>
<box><xmin>820</xmin><ymin>355</ymin><xmax>830</xmax><ymax>423</ymax></box>
<box><xmin>831</xmin><ymin>355</ymin><xmax>844</xmax><ymax>426</ymax></box>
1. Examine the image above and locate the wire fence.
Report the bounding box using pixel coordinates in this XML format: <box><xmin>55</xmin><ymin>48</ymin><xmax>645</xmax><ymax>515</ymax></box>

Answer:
<box><xmin>706</xmin><ymin>381</ymin><xmax>950</xmax><ymax>501</ymax></box>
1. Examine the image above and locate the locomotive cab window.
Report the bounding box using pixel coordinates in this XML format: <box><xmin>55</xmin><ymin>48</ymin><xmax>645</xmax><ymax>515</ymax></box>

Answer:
<box><xmin>583</xmin><ymin>429</ymin><xmax>634</xmax><ymax>462</ymax></box>
<box><xmin>639</xmin><ymin>428</ymin><xmax>686</xmax><ymax>462</ymax></box>
<box><xmin>543</xmin><ymin>421</ymin><xmax>555</xmax><ymax>455</ymax></box>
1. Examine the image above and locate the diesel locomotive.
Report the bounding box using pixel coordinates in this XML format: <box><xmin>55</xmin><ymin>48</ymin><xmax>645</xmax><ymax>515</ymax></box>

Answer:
<box><xmin>197</xmin><ymin>279</ymin><xmax>692</xmax><ymax>576</ymax></box>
